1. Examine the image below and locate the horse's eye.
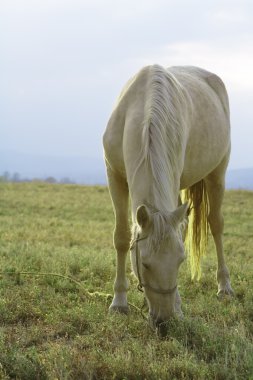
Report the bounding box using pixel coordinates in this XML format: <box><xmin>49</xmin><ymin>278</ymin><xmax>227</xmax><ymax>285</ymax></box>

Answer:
<box><xmin>142</xmin><ymin>263</ymin><xmax>150</xmax><ymax>270</ymax></box>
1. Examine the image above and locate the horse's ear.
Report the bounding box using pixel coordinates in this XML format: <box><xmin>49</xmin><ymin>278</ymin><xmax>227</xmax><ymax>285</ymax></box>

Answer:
<box><xmin>136</xmin><ymin>205</ymin><xmax>151</xmax><ymax>229</ymax></box>
<box><xmin>172</xmin><ymin>202</ymin><xmax>189</xmax><ymax>225</ymax></box>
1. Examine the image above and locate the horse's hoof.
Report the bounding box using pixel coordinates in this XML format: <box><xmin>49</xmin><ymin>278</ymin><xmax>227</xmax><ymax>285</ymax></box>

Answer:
<box><xmin>109</xmin><ymin>305</ymin><xmax>129</xmax><ymax>315</ymax></box>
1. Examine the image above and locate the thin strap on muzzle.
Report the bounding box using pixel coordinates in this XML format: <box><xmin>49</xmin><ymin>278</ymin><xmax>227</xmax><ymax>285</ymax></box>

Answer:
<box><xmin>131</xmin><ymin>233</ymin><xmax>177</xmax><ymax>296</ymax></box>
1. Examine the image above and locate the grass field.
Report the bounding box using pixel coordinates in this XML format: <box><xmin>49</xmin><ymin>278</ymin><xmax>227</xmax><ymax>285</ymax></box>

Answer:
<box><xmin>0</xmin><ymin>182</ymin><xmax>252</xmax><ymax>379</ymax></box>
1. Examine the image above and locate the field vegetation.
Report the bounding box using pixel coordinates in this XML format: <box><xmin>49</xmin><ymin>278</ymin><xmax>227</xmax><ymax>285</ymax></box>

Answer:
<box><xmin>0</xmin><ymin>182</ymin><xmax>252</xmax><ymax>379</ymax></box>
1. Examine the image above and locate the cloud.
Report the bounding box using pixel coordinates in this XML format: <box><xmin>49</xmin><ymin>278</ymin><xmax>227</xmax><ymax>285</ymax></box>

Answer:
<box><xmin>129</xmin><ymin>41</ymin><xmax>253</xmax><ymax>93</ymax></box>
<box><xmin>1</xmin><ymin>0</ymin><xmax>253</xmax><ymax>169</ymax></box>
<box><xmin>213</xmin><ymin>9</ymin><xmax>246</xmax><ymax>24</ymax></box>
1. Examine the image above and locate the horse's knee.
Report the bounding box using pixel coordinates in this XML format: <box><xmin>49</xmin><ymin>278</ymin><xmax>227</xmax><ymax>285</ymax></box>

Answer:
<box><xmin>114</xmin><ymin>228</ymin><xmax>131</xmax><ymax>253</ymax></box>
<box><xmin>114</xmin><ymin>239</ymin><xmax>130</xmax><ymax>253</ymax></box>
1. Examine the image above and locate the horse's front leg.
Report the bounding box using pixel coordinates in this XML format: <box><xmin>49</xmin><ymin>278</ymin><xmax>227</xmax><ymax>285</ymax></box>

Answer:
<box><xmin>110</xmin><ymin>228</ymin><xmax>131</xmax><ymax>314</ymax></box>
<box><xmin>107</xmin><ymin>168</ymin><xmax>131</xmax><ymax>314</ymax></box>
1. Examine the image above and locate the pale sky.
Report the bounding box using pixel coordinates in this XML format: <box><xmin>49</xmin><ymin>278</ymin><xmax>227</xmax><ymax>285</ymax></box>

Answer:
<box><xmin>1</xmin><ymin>0</ymin><xmax>253</xmax><ymax>172</ymax></box>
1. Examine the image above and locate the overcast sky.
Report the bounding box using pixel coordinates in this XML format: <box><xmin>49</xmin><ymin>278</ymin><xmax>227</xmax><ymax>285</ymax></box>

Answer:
<box><xmin>1</xmin><ymin>0</ymin><xmax>253</xmax><ymax>171</ymax></box>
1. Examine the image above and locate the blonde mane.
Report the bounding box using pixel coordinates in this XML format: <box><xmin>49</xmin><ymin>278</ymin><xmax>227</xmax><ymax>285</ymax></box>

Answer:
<box><xmin>131</xmin><ymin>65</ymin><xmax>193</xmax><ymax>253</ymax></box>
<box><xmin>132</xmin><ymin>65</ymin><xmax>190</xmax><ymax>212</ymax></box>
<box><xmin>131</xmin><ymin>65</ymin><xmax>209</xmax><ymax>278</ymax></box>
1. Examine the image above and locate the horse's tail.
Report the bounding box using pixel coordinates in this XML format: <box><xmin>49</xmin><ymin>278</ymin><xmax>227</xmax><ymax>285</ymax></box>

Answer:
<box><xmin>181</xmin><ymin>180</ymin><xmax>209</xmax><ymax>280</ymax></box>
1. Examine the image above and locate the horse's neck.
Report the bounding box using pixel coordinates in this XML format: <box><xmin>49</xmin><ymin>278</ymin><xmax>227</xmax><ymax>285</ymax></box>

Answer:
<box><xmin>130</xmin><ymin>164</ymin><xmax>179</xmax><ymax>216</ymax></box>
<box><xmin>152</xmin><ymin>178</ymin><xmax>179</xmax><ymax>213</ymax></box>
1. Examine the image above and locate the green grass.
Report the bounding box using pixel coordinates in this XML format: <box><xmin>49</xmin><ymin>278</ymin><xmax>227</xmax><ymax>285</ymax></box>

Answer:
<box><xmin>0</xmin><ymin>182</ymin><xmax>252</xmax><ymax>379</ymax></box>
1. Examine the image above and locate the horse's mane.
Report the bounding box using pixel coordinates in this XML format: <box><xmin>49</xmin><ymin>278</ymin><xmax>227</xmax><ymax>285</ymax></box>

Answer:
<box><xmin>131</xmin><ymin>65</ymin><xmax>191</xmax><ymax>251</ymax></box>
<box><xmin>133</xmin><ymin>64</ymin><xmax>190</xmax><ymax>213</ymax></box>
<box><xmin>131</xmin><ymin>65</ymin><xmax>209</xmax><ymax>278</ymax></box>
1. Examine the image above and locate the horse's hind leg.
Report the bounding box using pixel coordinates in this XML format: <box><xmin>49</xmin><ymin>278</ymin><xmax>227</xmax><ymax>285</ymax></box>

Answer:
<box><xmin>205</xmin><ymin>156</ymin><xmax>234</xmax><ymax>297</ymax></box>
<box><xmin>106</xmin><ymin>166</ymin><xmax>131</xmax><ymax>314</ymax></box>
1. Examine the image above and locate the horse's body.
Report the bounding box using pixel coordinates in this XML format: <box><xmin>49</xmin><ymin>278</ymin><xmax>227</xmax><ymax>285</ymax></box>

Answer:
<box><xmin>103</xmin><ymin>65</ymin><xmax>233</xmax><ymax>334</ymax></box>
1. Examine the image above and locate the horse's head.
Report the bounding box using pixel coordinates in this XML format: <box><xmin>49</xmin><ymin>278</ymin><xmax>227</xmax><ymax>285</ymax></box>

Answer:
<box><xmin>131</xmin><ymin>202</ymin><xmax>189</xmax><ymax>336</ymax></box>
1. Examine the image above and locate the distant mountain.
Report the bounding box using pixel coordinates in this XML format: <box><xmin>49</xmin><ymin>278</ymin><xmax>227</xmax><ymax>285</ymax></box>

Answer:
<box><xmin>1</xmin><ymin>150</ymin><xmax>252</xmax><ymax>189</ymax></box>
<box><xmin>225</xmin><ymin>168</ymin><xmax>253</xmax><ymax>190</ymax></box>
<box><xmin>0</xmin><ymin>150</ymin><xmax>107</xmax><ymax>184</ymax></box>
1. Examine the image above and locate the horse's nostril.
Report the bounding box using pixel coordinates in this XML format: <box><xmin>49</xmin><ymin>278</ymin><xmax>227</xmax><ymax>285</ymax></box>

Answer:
<box><xmin>155</xmin><ymin>319</ymin><xmax>168</xmax><ymax>338</ymax></box>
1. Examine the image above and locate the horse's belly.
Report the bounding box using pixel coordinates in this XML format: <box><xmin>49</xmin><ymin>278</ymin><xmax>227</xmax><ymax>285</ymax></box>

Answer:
<box><xmin>180</xmin><ymin>126</ymin><xmax>230</xmax><ymax>190</ymax></box>
<box><xmin>180</xmin><ymin>169</ymin><xmax>208</xmax><ymax>189</ymax></box>
<box><xmin>180</xmin><ymin>140</ymin><xmax>230</xmax><ymax>190</ymax></box>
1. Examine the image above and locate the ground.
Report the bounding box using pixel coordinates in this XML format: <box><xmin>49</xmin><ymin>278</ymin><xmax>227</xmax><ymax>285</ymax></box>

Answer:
<box><xmin>0</xmin><ymin>182</ymin><xmax>252</xmax><ymax>379</ymax></box>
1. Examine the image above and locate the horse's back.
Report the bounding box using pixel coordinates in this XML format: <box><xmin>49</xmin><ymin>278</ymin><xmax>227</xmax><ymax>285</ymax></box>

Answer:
<box><xmin>103</xmin><ymin>65</ymin><xmax>231</xmax><ymax>186</ymax></box>
<box><xmin>169</xmin><ymin>66</ymin><xmax>229</xmax><ymax>117</ymax></box>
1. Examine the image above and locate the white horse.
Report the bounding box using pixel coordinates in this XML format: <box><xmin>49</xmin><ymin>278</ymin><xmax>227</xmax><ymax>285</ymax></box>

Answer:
<box><xmin>103</xmin><ymin>64</ymin><xmax>233</xmax><ymax>335</ymax></box>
